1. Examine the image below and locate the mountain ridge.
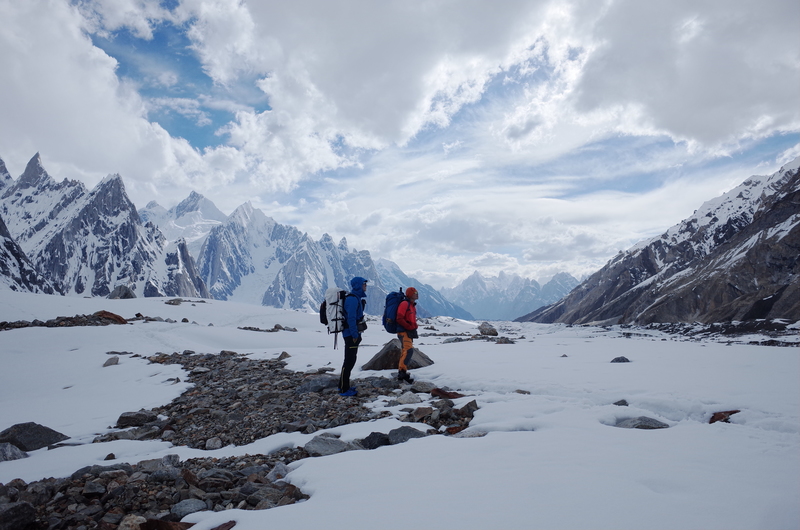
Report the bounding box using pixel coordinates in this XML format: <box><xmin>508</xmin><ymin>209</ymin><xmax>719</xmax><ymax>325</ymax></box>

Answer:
<box><xmin>1</xmin><ymin>154</ymin><xmax>209</xmax><ymax>298</ymax></box>
<box><xmin>518</xmin><ymin>158</ymin><xmax>800</xmax><ymax>324</ymax></box>
<box><xmin>442</xmin><ymin>270</ymin><xmax>579</xmax><ymax>320</ymax></box>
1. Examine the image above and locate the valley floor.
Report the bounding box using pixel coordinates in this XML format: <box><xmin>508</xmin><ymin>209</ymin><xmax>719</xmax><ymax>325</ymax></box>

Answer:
<box><xmin>0</xmin><ymin>292</ymin><xmax>798</xmax><ymax>530</ymax></box>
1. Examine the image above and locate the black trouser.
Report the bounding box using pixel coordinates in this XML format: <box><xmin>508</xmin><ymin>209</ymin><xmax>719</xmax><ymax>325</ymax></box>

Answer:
<box><xmin>339</xmin><ymin>335</ymin><xmax>361</xmax><ymax>392</ymax></box>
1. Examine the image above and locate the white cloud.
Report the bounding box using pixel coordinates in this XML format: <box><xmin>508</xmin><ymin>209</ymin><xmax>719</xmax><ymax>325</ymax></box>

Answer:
<box><xmin>570</xmin><ymin>0</ymin><xmax>800</xmax><ymax>148</ymax></box>
<box><xmin>1</xmin><ymin>0</ymin><xmax>798</xmax><ymax>289</ymax></box>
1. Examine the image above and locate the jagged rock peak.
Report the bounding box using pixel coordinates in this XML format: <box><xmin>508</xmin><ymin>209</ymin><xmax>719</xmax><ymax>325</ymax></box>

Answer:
<box><xmin>0</xmin><ymin>155</ymin><xmax>11</xmax><ymax>190</ymax></box>
<box><xmin>96</xmin><ymin>173</ymin><xmax>125</xmax><ymax>190</ymax></box>
<box><xmin>229</xmin><ymin>201</ymin><xmax>258</xmax><ymax>224</ymax></box>
<box><xmin>0</xmin><ymin>212</ymin><xmax>56</xmax><ymax>294</ymax></box>
<box><xmin>17</xmin><ymin>152</ymin><xmax>51</xmax><ymax>189</ymax></box>
<box><xmin>173</xmin><ymin>191</ymin><xmax>227</xmax><ymax>221</ymax></box>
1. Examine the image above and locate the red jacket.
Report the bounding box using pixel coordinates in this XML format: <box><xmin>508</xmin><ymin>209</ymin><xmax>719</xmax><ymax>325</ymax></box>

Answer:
<box><xmin>396</xmin><ymin>300</ymin><xmax>418</xmax><ymax>331</ymax></box>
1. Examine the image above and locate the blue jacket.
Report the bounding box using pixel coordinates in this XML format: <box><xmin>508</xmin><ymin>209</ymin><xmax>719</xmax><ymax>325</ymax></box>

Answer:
<box><xmin>342</xmin><ymin>276</ymin><xmax>367</xmax><ymax>339</ymax></box>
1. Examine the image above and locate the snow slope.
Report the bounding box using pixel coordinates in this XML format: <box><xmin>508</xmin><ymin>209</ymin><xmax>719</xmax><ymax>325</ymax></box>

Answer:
<box><xmin>0</xmin><ymin>292</ymin><xmax>797</xmax><ymax>530</ymax></box>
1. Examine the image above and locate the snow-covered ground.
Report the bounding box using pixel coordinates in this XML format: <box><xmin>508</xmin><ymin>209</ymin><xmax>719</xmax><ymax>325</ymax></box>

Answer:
<box><xmin>0</xmin><ymin>291</ymin><xmax>798</xmax><ymax>530</ymax></box>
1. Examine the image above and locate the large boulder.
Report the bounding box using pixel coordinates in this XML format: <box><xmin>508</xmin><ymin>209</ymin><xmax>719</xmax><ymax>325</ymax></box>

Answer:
<box><xmin>0</xmin><ymin>442</ymin><xmax>28</xmax><ymax>462</ymax></box>
<box><xmin>115</xmin><ymin>410</ymin><xmax>158</xmax><ymax>428</ymax></box>
<box><xmin>0</xmin><ymin>422</ymin><xmax>68</xmax><ymax>451</ymax></box>
<box><xmin>478</xmin><ymin>322</ymin><xmax>498</xmax><ymax>336</ymax></box>
<box><xmin>0</xmin><ymin>502</ymin><xmax>36</xmax><ymax>530</ymax></box>
<box><xmin>108</xmin><ymin>285</ymin><xmax>136</xmax><ymax>299</ymax></box>
<box><xmin>387</xmin><ymin>426</ymin><xmax>428</xmax><ymax>445</ymax></box>
<box><xmin>361</xmin><ymin>339</ymin><xmax>435</xmax><ymax>371</ymax></box>
<box><xmin>304</xmin><ymin>434</ymin><xmax>351</xmax><ymax>457</ymax></box>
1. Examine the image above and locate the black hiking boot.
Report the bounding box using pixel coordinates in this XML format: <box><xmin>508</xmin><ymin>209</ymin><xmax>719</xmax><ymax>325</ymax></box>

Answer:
<box><xmin>398</xmin><ymin>370</ymin><xmax>414</xmax><ymax>384</ymax></box>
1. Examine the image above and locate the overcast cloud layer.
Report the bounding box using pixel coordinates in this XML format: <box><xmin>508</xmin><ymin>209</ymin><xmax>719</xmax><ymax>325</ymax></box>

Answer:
<box><xmin>1</xmin><ymin>0</ymin><xmax>798</xmax><ymax>288</ymax></box>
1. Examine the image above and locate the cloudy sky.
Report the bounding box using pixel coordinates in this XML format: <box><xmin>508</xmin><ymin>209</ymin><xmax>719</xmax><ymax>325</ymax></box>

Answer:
<box><xmin>1</xmin><ymin>0</ymin><xmax>798</xmax><ymax>289</ymax></box>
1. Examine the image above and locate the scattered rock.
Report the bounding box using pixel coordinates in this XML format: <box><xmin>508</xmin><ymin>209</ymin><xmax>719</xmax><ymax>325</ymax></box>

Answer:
<box><xmin>170</xmin><ymin>498</ymin><xmax>208</xmax><ymax>519</ymax></box>
<box><xmin>446</xmin><ymin>425</ymin><xmax>466</xmax><ymax>435</ymax></box>
<box><xmin>0</xmin><ymin>502</ymin><xmax>36</xmax><ymax>530</ymax></box>
<box><xmin>4</xmin><ymin>349</ymin><xmax>478</xmax><ymax>528</ymax></box>
<box><xmin>108</xmin><ymin>285</ymin><xmax>137</xmax><ymax>299</ymax></box>
<box><xmin>396</xmin><ymin>391</ymin><xmax>423</xmax><ymax>405</ymax></box>
<box><xmin>116</xmin><ymin>410</ymin><xmax>159</xmax><ymax>428</ymax></box>
<box><xmin>495</xmin><ymin>337</ymin><xmax>515</xmax><ymax>344</ymax></box>
<box><xmin>478</xmin><ymin>322</ymin><xmax>498</xmax><ymax>336</ymax></box>
<box><xmin>93</xmin><ymin>310</ymin><xmax>128</xmax><ymax>325</ymax></box>
<box><xmin>610</xmin><ymin>356</ymin><xmax>631</xmax><ymax>363</ymax></box>
<box><xmin>0</xmin><ymin>422</ymin><xmax>69</xmax><ymax>451</ymax></box>
<box><xmin>119</xmin><ymin>515</ymin><xmax>148</xmax><ymax>530</ymax></box>
<box><xmin>238</xmin><ymin>325</ymin><xmax>297</xmax><ymax>333</ymax></box>
<box><xmin>410</xmin><ymin>381</ymin><xmax>436</xmax><ymax>393</ymax></box>
<box><xmin>709</xmin><ymin>410</ymin><xmax>741</xmax><ymax>424</ymax></box>
<box><xmin>103</xmin><ymin>355</ymin><xmax>120</xmax><ymax>367</ymax></box>
<box><xmin>304</xmin><ymin>434</ymin><xmax>351</xmax><ymax>457</ymax></box>
<box><xmin>0</xmin><ymin>442</ymin><xmax>28</xmax><ymax>462</ymax></box>
<box><xmin>615</xmin><ymin>416</ymin><xmax>669</xmax><ymax>429</ymax></box>
<box><xmin>295</xmin><ymin>374</ymin><xmax>339</xmax><ymax>394</ymax></box>
<box><xmin>456</xmin><ymin>400</ymin><xmax>480</xmax><ymax>419</ymax></box>
<box><xmin>0</xmin><ymin>311</ymin><xmax>129</xmax><ymax>331</ymax></box>
<box><xmin>450</xmin><ymin>430</ymin><xmax>488</xmax><ymax>438</ymax></box>
<box><xmin>514</xmin><ymin>389</ymin><xmax>531</xmax><ymax>395</ymax></box>
<box><xmin>205</xmin><ymin>437</ymin><xmax>223</xmax><ymax>450</ymax></box>
<box><xmin>388</xmin><ymin>426</ymin><xmax>428</xmax><ymax>445</ymax></box>
<box><xmin>360</xmin><ymin>432</ymin><xmax>391</xmax><ymax>450</ymax></box>
<box><xmin>360</xmin><ymin>339</ymin><xmax>435</xmax><ymax>370</ymax></box>
<box><xmin>431</xmin><ymin>388</ymin><xmax>466</xmax><ymax>399</ymax></box>
<box><xmin>613</xmin><ymin>399</ymin><xmax>629</xmax><ymax>406</ymax></box>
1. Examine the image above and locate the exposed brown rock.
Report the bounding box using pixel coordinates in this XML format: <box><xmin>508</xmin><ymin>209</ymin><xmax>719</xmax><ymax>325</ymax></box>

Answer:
<box><xmin>709</xmin><ymin>410</ymin><xmax>741</xmax><ymax>424</ymax></box>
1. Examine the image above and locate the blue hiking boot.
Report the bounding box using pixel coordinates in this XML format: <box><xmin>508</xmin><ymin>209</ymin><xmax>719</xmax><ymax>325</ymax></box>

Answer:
<box><xmin>339</xmin><ymin>387</ymin><xmax>358</xmax><ymax>397</ymax></box>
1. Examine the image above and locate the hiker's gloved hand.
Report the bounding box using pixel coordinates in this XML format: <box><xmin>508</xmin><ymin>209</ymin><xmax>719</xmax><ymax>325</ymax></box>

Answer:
<box><xmin>355</xmin><ymin>336</ymin><xmax>362</xmax><ymax>345</ymax></box>
<box><xmin>408</xmin><ymin>329</ymin><xmax>418</xmax><ymax>339</ymax></box>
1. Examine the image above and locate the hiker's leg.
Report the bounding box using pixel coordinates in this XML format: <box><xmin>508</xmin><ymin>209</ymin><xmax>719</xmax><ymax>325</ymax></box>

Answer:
<box><xmin>397</xmin><ymin>332</ymin><xmax>413</xmax><ymax>371</ymax></box>
<box><xmin>339</xmin><ymin>335</ymin><xmax>359</xmax><ymax>391</ymax></box>
<box><xmin>402</xmin><ymin>338</ymin><xmax>414</xmax><ymax>369</ymax></box>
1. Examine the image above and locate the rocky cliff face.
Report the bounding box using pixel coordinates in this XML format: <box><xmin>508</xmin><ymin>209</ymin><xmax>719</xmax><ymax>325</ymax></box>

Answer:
<box><xmin>196</xmin><ymin>205</ymin><xmax>389</xmax><ymax>313</ymax></box>
<box><xmin>519</xmin><ymin>159</ymin><xmax>800</xmax><ymax>325</ymax></box>
<box><xmin>0</xmin><ymin>212</ymin><xmax>55</xmax><ymax>294</ymax></box>
<box><xmin>0</xmin><ymin>154</ymin><xmax>209</xmax><ymax>298</ymax></box>
<box><xmin>0</xmin><ymin>157</ymin><xmax>12</xmax><ymax>193</ymax></box>
<box><xmin>442</xmin><ymin>270</ymin><xmax>579</xmax><ymax>320</ymax></box>
<box><xmin>139</xmin><ymin>191</ymin><xmax>227</xmax><ymax>257</ymax></box>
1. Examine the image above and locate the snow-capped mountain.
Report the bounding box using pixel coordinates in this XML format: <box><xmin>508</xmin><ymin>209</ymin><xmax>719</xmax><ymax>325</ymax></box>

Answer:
<box><xmin>0</xmin><ymin>157</ymin><xmax>12</xmax><ymax>192</ymax></box>
<box><xmin>196</xmin><ymin>204</ymin><xmax>390</xmax><ymax>313</ymax></box>
<box><xmin>520</xmin><ymin>158</ymin><xmax>800</xmax><ymax>325</ymax></box>
<box><xmin>441</xmin><ymin>270</ymin><xmax>579</xmax><ymax>321</ymax></box>
<box><xmin>375</xmin><ymin>258</ymin><xmax>474</xmax><ymax>320</ymax></box>
<box><xmin>0</xmin><ymin>153</ymin><xmax>209</xmax><ymax>298</ymax></box>
<box><xmin>138</xmin><ymin>191</ymin><xmax>227</xmax><ymax>257</ymax></box>
<box><xmin>0</xmin><ymin>212</ymin><xmax>55</xmax><ymax>294</ymax></box>
<box><xmin>0</xmin><ymin>153</ymin><xmax>472</xmax><ymax>316</ymax></box>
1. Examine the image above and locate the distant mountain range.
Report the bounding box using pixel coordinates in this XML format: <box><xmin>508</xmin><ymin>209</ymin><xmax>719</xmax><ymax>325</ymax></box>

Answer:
<box><xmin>441</xmin><ymin>271</ymin><xmax>579</xmax><ymax>321</ymax></box>
<box><xmin>5</xmin><ymin>152</ymin><xmax>796</xmax><ymax>325</ymax></box>
<box><xmin>518</xmin><ymin>158</ymin><xmax>800</xmax><ymax>325</ymax></box>
<box><xmin>2</xmin><ymin>152</ymin><xmax>577</xmax><ymax>319</ymax></box>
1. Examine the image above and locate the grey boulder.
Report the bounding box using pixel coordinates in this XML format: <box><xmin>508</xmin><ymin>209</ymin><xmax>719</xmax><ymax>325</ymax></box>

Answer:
<box><xmin>0</xmin><ymin>422</ymin><xmax>68</xmax><ymax>451</ymax></box>
<box><xmin>361</xmin><ymin>339</ymin><xmax>435</xmax><ymax>371</ymax></box>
